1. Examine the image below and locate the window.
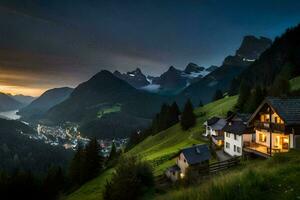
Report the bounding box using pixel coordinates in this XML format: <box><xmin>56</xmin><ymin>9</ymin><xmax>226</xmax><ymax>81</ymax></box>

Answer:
<box><xmin>259</xmin><ymin>133</ymin><xmax>267</xmax><ymax>142</ymax></box>
<box><xmin>226</xmin><ymin>142</ymin><xmax>230</xmax><ymax>149</ymax></box>
<box><xmin>237</xmin><ymin>147</ymin><xmax>241</xmax><ymax>153</ymax></box>
<box><xmin>184</xmin><ymin>159</ymin><xmax>186</xmax><ymax>163</ymax></box>
<box><xmin>234</xmin><ymin>145</ymin><xmax>236</xmax><ymax>152</ymax></box>
<box><xmin>226</xmin><ymin>132</ymin><xmax>230</xmax><ymax>138</ymax></box>
<box><xmin>234</xmin><ymin>134</ymin><xmax>237</xmax><ymax>140</ymax></box>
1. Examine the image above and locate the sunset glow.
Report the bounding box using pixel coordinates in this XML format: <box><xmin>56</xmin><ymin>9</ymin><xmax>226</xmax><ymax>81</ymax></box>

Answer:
<box><xmin>0</xmin><ymin>85</ymin><xmax>43</xmax><ymax>96</ymax></box>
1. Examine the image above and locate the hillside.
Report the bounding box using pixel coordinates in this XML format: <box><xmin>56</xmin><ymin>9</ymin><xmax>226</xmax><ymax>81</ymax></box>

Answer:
<box><xmin>18</xmin><ymin>87</ymin><xmax>73</xmax><ymax>121</ymax></box>
<box><xmin>290</xmin><ymin>76</ymin><xmax>300</xmax><ymax>91</ymax></box>
<box><xmin>157</xmin><ymin>150</ymin><xmax>300</xmax><ymax>200</ymax></box>
<box><xmin>10</xmin><ymin>94</ymin><xmax>36</xmax><ymax>105</ymax></box>
<box><xmin>0</xmin><ymin>92</ymin><xmax>23</xmax><ymax>111</ymax></box>
<box><xmin>63</xmin><ymin>95</ymin><xmax>238</xmax><ymax>200</ymax></box>
<box><xmin>232</xmin><ymin>24</ymin><xmax>300</xmax><ymax>92</ymax></box>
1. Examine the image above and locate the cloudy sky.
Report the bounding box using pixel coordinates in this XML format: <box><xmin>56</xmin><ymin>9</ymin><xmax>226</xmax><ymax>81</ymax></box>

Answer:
<box><xmin>0</xmin><ymin>0</ymin><xmax>300</xmax><ymax>96</ymax></box>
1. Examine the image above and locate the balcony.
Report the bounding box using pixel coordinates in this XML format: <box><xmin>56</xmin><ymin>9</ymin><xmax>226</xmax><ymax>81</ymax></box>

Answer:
<box><xmin>243</xmin><ymin>142</ymin><xmax>289</xmax><ymax>157</ymax></box>
<box><xmin>254</xmin><ymin>121</ymin><xmax>285</xmax><ymax>132</ymax></box>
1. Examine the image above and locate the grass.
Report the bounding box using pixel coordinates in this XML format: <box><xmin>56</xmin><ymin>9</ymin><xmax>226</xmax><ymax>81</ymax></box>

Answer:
<box><xmin>156</xmin><ymin>150</ymin><xmax>300</xmax><ymax>200</ymax></box>
<box><xmin>128</xmin><ymin>96</ymin><xmax>238</xmax><ymax>174</ymax></box>
<box><xmin>63</xmin><ymin>95</ymin><xmax>238</xmax><ymax>200</ymax></box>
<box><xmin>290</xmin><ymin>76</ymin><xmax>300</xmax><ymax>91</ymax></box>
<box><xmin>62</xmin><ymin>169</ymin><xmax>114</xmax><ymax>200</ymax></box>
<box><xmin>97</xmin><ymin>104</ymin><xmax>121</xmax><ymax>118</ymax></box>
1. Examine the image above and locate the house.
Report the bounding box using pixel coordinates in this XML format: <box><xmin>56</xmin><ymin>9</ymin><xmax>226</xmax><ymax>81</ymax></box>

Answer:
<box><xmin>204</xmin><ymin>117</ymin><xmax>227</xmax><ymax>147</ymax></box>
<box><xmin>165</xmin><ymin>144</ymin><xmax>211</xmax><ymax>182</ymax></box>
<box><xmin>223</xmin><ymin>113</ymin><xmax>254</xmax><ymax>157</ymax></box>
<box><xmin>244</xmin><ymin>97</ymin><xmax>300</xmax><ymax>157</ymax></box>
<box><xmin>203</xmin><ymin>117</ymin><xmax>220</xmax><ymax>137</ymax></box>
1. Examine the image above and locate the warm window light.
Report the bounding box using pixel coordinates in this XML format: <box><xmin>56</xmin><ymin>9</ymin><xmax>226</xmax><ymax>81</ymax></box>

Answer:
<box><xmin>180</xmin><ymin>173</ymin><xmax>184</xmax><ymax>179</ymax></box>
<box><xmin>283</xmin><ymin>138</ymin><xmax>289</xmax><ymax>143</ymax></box>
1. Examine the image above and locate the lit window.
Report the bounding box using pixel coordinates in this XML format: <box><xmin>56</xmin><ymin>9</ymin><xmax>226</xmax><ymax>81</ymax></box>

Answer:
<box><xmin>259</xmin><ymin>133</ymin><xmax>266</xmax><ymax>142</ymax></box>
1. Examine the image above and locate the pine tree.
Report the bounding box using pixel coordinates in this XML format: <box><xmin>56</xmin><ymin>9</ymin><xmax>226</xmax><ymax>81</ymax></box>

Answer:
<box><xmin>168</xmin><ymin>102</ymin><xmax>180</xmax><ymax>126</ymax></box>
<box><xmin>180</xmin><ymin>99</ymin><xmax>196</xmax><ymax>130</ymax></box>
<box><xmin>269</xmin><ymin>76</ymin><xmax>290</xmax><ymax>97</ymax></box>
<box><xmin>198</xmin><ymin>100</ymin><xmax>203</xmax><ymax>107</ymax></box>
<box><xmin>43</xmin><ymin>166</ymin><xmax>65</xmax><ymax>200</ymax></box>
<box><xmin>237</xmin><ymin>80</ymin><xmax>251</xmax><ymax>111</ymax></box>
<box><xmin>84</xmin><ymin>138</ymin><xmax>102</xmax><ymax>180</ymax></box>
<box><xmin>69</xmin><ymin>144</ymin><xmax>84</xmax><ymax>185</ymax></box>
<box><xmin>212</xmin><ymin>89</ymin><xmax>223</xmax><ymax>101</ymax></box>
<box><xmin>109</xmin><ymin>142</ymin><xmax>118</xmax><ymax>161</ymax></box>
<box><xmin>246</xmin><ymin>86</ymin><xmax>265</xmax><ymax>113</ymax></box>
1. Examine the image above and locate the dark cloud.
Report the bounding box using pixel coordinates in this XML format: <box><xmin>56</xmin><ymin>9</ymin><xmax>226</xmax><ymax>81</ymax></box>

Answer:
<box><xmin>0</xmin><ymin>0</ymin><xmax>299</xmax><ymax>95</ymax></box>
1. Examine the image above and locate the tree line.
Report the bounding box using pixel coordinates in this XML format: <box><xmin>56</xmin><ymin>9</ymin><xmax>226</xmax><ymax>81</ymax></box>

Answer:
<box><xmin>0</xmin><ymin>137</ymin><xmax>119</xmax><ymax>200</ymax></box>
<box><xmin>127</xmin><ymin>99</ymin><xmax>197</xmax><ymax>149</ymax></box>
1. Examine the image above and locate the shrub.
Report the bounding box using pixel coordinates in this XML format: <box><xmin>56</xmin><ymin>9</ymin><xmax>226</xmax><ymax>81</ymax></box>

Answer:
<box><xmin>103</xmin><ymin>156</ymin><xmax>154</xmax><ymax>200</ymax></box>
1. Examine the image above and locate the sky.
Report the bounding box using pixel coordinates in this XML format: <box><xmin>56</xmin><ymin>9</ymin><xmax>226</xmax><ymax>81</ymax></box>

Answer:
<box><xmin>0</xmin><ymin>0</ymin><xmax>300</xmax><ymax>96</ymax></box>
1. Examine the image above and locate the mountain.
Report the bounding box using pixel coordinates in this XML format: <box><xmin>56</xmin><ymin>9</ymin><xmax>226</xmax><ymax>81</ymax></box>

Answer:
<box><xmin>10</xmin><ymin>94</ymin><xmax>36</xmax><ymax>105</ymax></box>
<box><xmin>231</xmin><ymin>24</ymin><xmax>300</xmax><ymax>92</ymax></box>
<box><xmin>142</xmin><ymin>64</ymin><xmax>212</xmax><ymax>95</ymax></box>
<box><xmin>206</xmin><ymin>65</ymin><xmax>218</xmax><ymax>72</ymax></box>
<box><xmin>0</xmin><ymin>93</ymin><xmax>23</xmax><ymax>111</ymax></box>
<box><xmin>184</xmin><ymin>63</ymin><xmax>205</xmax><ymax>74</ymax></box>
<box><xmin>18</xmin><ymin>87</ymin><xmax>73</xmax><ymax>121</ymax></box>
<box><xmin>113</xmin><ymin>68</ymin><xmax>150</xmax><ymax>88</ymax></box>
<box><xmin>117</xmin><ymin>63</ymin><xmax>213</xmax><ymax>95</ymax></box>
<box><xmin>151</xmin><ymin>66</ymin><xmax>187</xmax><ymax>92</ymax></box>
<box><xmin>0</xmin><ymin>118</ymin><xmax>72</xmax><ymax>172</ymax></box>
<box><xmin>179</xmin><ymin>35</ymin><xmax>272</xmax><ymax>104</ymax></box>
<box><xmin>45</xmin><ymin>70</ymin><xmax>165</xmax><ymax>125</ymax></box>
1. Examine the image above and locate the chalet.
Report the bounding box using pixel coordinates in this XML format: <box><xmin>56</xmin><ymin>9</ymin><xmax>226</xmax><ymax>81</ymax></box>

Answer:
<box><xmin>223</xmin><ymin>113</ymin><xmax>254</xmax><ymax>157</ymax></box>
<box><xmin>203</xmin><ymin>117</ymin><xmax>226</xmax><ymax>147</ymax></box>
<box><xmin>244</xmin><ymin>97</ymin><xmax>300</xmax><ymax>157</ymax></box>
<box><xmin>165</xmin><ymin>144</ymin><xmax>211</xmax><ymax>182</ymax></box>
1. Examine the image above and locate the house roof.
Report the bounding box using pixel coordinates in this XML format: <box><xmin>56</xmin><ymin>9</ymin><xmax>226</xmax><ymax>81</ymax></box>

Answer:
<box><xmin>223</xmin><ymin>120</ymin><xmax>253</xmax><ymax>135</ymax></box>
<box><xmin>206</xmin><ymin>117</ymin><xmax>220</xmax><ymax>126</ymax></box>
<box><xmin>167</xmin><ymin>165</ymin><xmax>181</xmax><ymax>173</ymax></box>
<box><xmin>210</xmin><ymin>118</ymin><xmax>227</xmax><ymax>131</ymax></box>
<box><xmin>181</xmin><ymin>144</ymin><xmax>210</xmax><ymax>165</ymax></box>
<box><xmin>235</xmin><ymin>113</ymin><xmax>252</xmax><ymax>123</ymax></box>
<box><xmin>248</xmin><ymin>97</ymin><xmax>300</xmax><ymax>126</ymax></box>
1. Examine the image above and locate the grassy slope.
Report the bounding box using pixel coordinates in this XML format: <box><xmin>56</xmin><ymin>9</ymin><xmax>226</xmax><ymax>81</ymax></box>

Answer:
<box><xmin>157</xmin><ymin>150</ymin><xmax>300</xmax><ymax>200</ymax></box>
<box><xmin>63</xmin><ymin>96</ymin><xmax>238</xmax><ymax>200</ymax></box>
<box><xmin>290</xmin><ymin>76</ymin><xmax>300</xmax><ymax>91</ymax></box>
<box><xmin>62</xmin><ymin>169</ymin><xmax>113</xmax><ymax>200</ymax></box>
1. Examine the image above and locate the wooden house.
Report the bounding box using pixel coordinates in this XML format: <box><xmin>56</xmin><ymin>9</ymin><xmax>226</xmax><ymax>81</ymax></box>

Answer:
<box><xmin>244</xmin><ymin>97</ymin><xmax>300</xmax><ymax>157</ymax></box>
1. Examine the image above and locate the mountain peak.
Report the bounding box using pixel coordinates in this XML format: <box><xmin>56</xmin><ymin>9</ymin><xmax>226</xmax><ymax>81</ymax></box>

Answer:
<box><xmin>113</xmin><ymin>68</ymin><xmax>149</xmax><ymax>88</ymax></box>
<box><xmin>168</xmin><ymin>66</ymin><xmax>177</xmax><ymax>71</ymax></box>
<box><xmin>236</xmin><ymin>35</ymin><xmax>272</xmax><ymax>60</ymax></box>
<box><xmin>184</xmin><ymin>63</ymin><xmax>205</xmax><ymax>74</ymax></box>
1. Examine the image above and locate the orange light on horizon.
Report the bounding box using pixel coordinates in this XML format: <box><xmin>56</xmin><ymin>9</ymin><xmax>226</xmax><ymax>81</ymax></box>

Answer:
<box><xmin>0</xmin><ymin>85</ymin><xmax>44</xmax><ymax>97</ymax></box>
